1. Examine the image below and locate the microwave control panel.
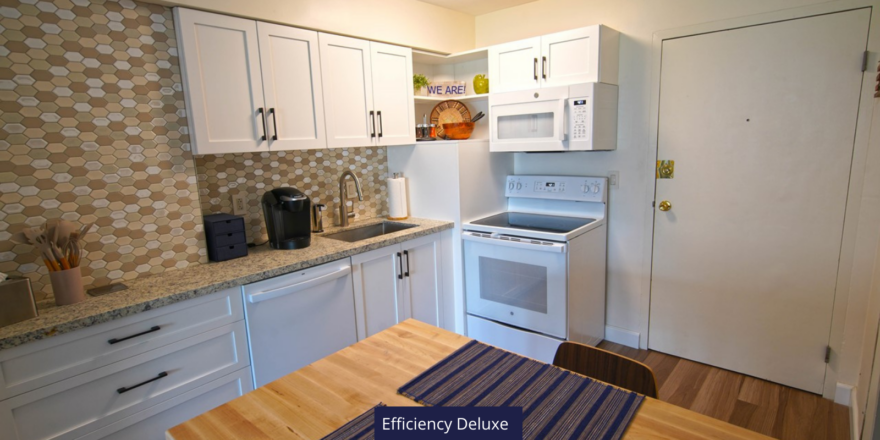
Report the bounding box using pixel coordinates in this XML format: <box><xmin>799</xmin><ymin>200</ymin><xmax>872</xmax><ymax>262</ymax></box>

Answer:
<box><xmin>505</xmin><ymin>175</ymin><xmax>606</xmax><ymax>202</ymax></box>
<box><xmin>569</xmin><ymin>98</ymin><xmax>590</xmax><ymax>140</ymax></box>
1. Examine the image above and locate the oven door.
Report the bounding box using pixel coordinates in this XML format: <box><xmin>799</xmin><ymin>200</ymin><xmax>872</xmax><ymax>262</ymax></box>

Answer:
<box><xmin>463</xmin><ymin>232</ymin><xmax>567</xmax><ymax>338</ymax></box>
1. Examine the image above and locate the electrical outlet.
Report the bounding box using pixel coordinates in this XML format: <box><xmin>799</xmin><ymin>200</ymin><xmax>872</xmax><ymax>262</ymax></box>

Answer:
<box><xmin>608</xmin><ymin>171</ymin><xmax>619</xmax><ymax>188</ymax></box>
<box><xmin>346</xmin><ymin>180</ymin><xmax>358</xmax><ymax>199</ymax></box>
<box><xmin>232</xmin><ymin>194</ymin><xmax>247</xmax><ymax>215</ymax></box>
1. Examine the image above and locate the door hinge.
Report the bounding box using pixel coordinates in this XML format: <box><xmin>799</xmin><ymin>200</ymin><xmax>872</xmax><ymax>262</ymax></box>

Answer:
<box><xmin>825</xmin><ymin>345</ymin><xmax>832</xmax><ymax>363</ymax></box>
<box><xmin>862</xmin><ymin>51</ymin><xmax>869</xmax><ymax>72</ymax></box>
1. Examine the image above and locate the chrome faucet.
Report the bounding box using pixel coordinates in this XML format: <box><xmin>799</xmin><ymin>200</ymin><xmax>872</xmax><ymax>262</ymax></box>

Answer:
<box><xmin>338</xmin><ymin>170</ymin><xmax>364</xmax><ymax>227</ymax></box>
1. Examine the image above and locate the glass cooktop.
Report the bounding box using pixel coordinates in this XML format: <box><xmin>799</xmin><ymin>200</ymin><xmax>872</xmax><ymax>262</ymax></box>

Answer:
<box><xmin>470</xmin><ymin>212</ymin><xmax>595</xmax><ymax>234</ymax></box>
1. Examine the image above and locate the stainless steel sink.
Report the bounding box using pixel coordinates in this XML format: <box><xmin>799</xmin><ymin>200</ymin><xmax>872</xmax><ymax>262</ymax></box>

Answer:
<box><xmin>322</xmin><ymin>222</ymin><xmax>417</xmax><ymax>242</ymax></box>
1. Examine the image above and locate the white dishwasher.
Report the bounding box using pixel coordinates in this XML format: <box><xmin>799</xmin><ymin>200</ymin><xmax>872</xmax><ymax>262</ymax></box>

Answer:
<box><xmin>242</xmin><ymin>259</ymin><xmax>357</xmax><ymax>388</ymax></box>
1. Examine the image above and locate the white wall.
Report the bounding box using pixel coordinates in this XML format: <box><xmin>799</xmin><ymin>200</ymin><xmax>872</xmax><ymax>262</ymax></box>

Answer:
<box><xmin>477</xmin><ymin>0</ymin><xmax>880</xmax><ymax>411</ymax></box>
<box><xmin>148</xmin><ymin>0</ymin><xmax>475</xmax><ymax>53</ymax></box>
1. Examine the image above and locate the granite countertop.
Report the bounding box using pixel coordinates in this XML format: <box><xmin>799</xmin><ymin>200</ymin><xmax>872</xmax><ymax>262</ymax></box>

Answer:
<box><xmin>0</xmin><ymin>217</ymin><xmax>453</xmax><ymax>351</ymax></box>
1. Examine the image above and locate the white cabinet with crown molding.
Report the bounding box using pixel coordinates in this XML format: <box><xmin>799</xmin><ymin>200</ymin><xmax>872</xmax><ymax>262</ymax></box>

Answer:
<box><xmin>176</xmin><ymin>8</ymin><xmax>327</xmax><ymax>154</ymax></box>
<box><xmin>319</xmin><ymin>33</ymin><xmax>416</xmax><ymax>148</ymax></box>
<box><xmin>489</xmin><ymin>25</ymin><xmax>619</xmax><ymax>93</ymax></box>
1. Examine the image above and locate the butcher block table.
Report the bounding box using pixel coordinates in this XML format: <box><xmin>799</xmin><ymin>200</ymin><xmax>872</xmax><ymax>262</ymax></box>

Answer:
<box><xmin>166</xmin><ymin>319</ymin><xmax>771</xmax><ymax>440</ymax></box>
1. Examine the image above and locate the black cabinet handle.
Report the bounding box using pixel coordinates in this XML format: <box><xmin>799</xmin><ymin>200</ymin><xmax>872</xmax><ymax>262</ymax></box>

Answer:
<box><xmin>403</xmin><ymin>250</ymin><xmax>410</xmax><ymax>277</ymax></box>
<box><xmin>369</xmin><ymin>111</ymin><xmax>376</xmax><ymax>139</ymax></box>
<box><xmin>117</xmin><ymin>371</ymin><xmax>168</xmax><ymax>394</ymax></box>
<box><xmin>377</xmin><ymin>111</ymin><xmax>383</xmax><ymax>139</ymax></box>
<box><xmin>533</xmin><ymin>58</ymin><xmax>538</xmax><ymax>81</ymax></box>
<box><xmin>397</xmin><ymin>252</ymin><xmax>403</xmax><ymax>280</ymax></box>
<box><xmin>257</xmin><ymin>108</ymin><xmax>268</xmax><ymax>141</ymax></box>
<box><xmin>269</xmin><ymin>107</ymin><xmax>278</xmax><ymax>141</ymax></box>
<box><xmin>108</xmin><ymin>325</ymin><xmax>161</xmax><ymax>344</ymax></box>
<box><xmin>542</xmin><ymin>56</ymin><xmax>547</xmax><ymax>79</ymax></box>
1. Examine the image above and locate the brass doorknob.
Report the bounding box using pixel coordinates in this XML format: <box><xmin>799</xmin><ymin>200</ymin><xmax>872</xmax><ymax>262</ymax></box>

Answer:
<box><xmin>659</xmin><ymin>200</ymin><xmax>672</xmax><ymax>212</ymax></box>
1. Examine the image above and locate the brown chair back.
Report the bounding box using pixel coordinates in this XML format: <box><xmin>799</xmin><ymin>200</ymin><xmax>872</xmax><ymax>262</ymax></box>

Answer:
<box><xmin>552</xmin><ymin>341</ymin><xmax>659</xmax><ymax>398</ymax></box>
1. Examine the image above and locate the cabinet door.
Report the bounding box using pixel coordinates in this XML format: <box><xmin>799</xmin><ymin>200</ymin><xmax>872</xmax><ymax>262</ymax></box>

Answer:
<box><xmin>541</xmin><ymin>26</ymin><xmax>603</xmax><ymax>87</ymax></box>
<box><xmin>319</xmin><ymin>33</ymin><xmax>376</xmax><ymax>148</ymax></box>
<box><xmin>175</xmin><ymin>9</ymin><xmax>268</xmax><ymax>154</ymax></box>
<box><xmin>400</xmin><ymin>234</ymin><xmax>442</xmax><ymax>327</ymax></box>
<box><xmin>351</xmin><ymin>245</ymin><xmax>403</xmax><ymax>340</ymax></box>
<box><xmin>257</xmin><ymin>23</ymin><xmax>327</xmax><ymax>151</ymax></box>
<box><xmin>369</xmin><ymin>42</ymin><xmax>415</xmax><ymax>146</ymax></box>
<box><xmin>488</xmin><ymin>37</ymin><xmax>541</xmax><ymax>93</ymax></box>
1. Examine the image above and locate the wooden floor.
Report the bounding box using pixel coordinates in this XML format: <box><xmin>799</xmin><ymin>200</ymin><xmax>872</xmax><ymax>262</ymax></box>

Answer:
<box><xmin>598</xmin><ymin>341</ymin><xmax>850</xmax><ymax>440</ymax></box>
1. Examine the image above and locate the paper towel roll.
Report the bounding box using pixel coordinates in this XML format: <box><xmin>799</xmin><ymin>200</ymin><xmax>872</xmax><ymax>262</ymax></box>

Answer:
<box><xmin>387</xmin><ymin>175</ymin><xmax>408</xmax><ymax>220</ymax></box>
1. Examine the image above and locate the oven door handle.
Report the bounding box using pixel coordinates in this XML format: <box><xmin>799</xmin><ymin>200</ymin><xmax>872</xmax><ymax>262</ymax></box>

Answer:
<box><xmin>462</xmin><ymin>232</ymin><xmax>566</xmax><ymax>253</ymax></box>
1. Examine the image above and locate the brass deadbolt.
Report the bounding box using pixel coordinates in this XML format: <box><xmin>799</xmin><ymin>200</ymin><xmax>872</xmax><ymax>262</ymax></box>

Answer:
<box><xmin>656</xmin><ymin>160</ymin><xmax>674</xmax><ymax>179</ymax></box>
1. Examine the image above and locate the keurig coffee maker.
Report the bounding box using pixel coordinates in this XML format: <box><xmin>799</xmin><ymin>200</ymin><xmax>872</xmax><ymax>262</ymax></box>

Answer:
<box><xmin>262</xmin><ymin>187</ymin><xmax>311</xmax><ymax>249</ymax></box>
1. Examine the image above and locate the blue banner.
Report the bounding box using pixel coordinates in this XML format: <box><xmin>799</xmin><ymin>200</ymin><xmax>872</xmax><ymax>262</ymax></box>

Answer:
<box><xmin>374</xmin><ymin>406</ymin><xmax>522</xmax><ymax>439</ymax></box>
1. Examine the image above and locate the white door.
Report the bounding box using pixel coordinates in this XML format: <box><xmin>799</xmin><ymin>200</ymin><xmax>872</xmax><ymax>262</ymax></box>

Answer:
<box><xmin>257</xmin><ymin>23</ymin><xmax>327</xmax><ymax>151</ymax></box>
<box><xmin>649</xmin><ymin>9</ymin><xmax>870</xmax><ymax>393</ymax></box>
<box><xmin>489</xmin><ymin>37</ymin><xmax>541</xmax><ymax>93</ymax></box>
<box><xmin>318</xmin><ymin>33</ymin><xmax>375</xmax><ymax>149</ymax></box>
<box><xmin>175</xmin><ymin>9</ymin><xmax>268</xmax><ymax>155</ymax></box>
<box><xmin>370</xmin><ymin>42</ymin><xmax>415</xmax><ymax>146</ymax></box>
<box><xmin>400</xmin><ymin>234</ymin><xmax>442</xmax><ymax>327</ymax></box>
<box><xmin>540</xmin><ymin>26</ymin><xmax>602</xmax><ymax>87</ymax></box>
<box><xmin>351</xmin><ymin>244</ymin><xmax>404</xmax><ymax>340</ymax></box>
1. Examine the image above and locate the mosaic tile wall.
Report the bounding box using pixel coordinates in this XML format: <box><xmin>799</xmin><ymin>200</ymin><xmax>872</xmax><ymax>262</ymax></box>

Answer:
<box><xmin>0</xmin><ymin>0</ymin><xmax>206</xmax><ymax>303</ymax></box>
<box><xmin>195</xmin><ymin>148</ymin><xmax>389</xmax><ymax>244</ymax></box>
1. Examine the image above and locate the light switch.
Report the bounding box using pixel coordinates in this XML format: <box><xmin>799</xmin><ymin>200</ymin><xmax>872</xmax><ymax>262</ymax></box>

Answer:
<box><xmin>609</xmin><ymin>171</ymin><xmax>619</xmax><ymax>188</ymax></box>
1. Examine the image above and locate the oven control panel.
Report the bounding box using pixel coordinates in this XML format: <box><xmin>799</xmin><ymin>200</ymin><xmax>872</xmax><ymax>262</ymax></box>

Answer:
<box><xmin>505</xmin><ymin>175</ymin><xmax>606</xmax><ymax>202</ymax></box>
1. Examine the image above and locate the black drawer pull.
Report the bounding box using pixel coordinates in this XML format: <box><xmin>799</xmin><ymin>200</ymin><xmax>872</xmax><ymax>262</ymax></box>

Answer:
<box><xmin>397</xmin><ymin>252</ymin><xmax>403</xmax><ymax>280</ymax></box>
<box><xmin>117</xmin><ymin>371</ymin><xmax>167</xmax><ymax>394</ymax></box>
<box><xmin>108</xmin><ymin>326</ymin><xmax>161</xmax><ymax>345</ymax></box>
<box><xmin>403</xmin><ymin>250</ymin><xmax>410</xmax><ymax>277</ymax></box>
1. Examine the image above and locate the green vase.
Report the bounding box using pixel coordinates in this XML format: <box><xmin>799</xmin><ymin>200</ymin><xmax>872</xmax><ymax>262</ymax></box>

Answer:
<box><xmin>473</xmin><ymin>74</ymin><xmax>489</xmax><ymax>94</ymax></box>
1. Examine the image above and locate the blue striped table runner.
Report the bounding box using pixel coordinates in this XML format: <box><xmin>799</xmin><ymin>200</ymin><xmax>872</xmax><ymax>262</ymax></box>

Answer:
<box><xmin>398</xmin><ymin>340</ymin><xmax>644</xmax><ymax>440</ymax></box>
<box><xmin>322</xmin><ymin>403</ymin><xmax>384</xmax><ymax>440</ymax></box>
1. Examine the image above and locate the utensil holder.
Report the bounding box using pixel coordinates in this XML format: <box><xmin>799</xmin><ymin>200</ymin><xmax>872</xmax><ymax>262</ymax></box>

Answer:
<box><xmin>49</xmin><ymin>267</ymin><xmax>85</xmax><ymax>306</ymax></box>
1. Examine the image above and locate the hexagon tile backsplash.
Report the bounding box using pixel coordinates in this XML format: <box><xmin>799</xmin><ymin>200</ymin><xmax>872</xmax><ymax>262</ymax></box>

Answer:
<box><xmin>195</xmin><ymin>148</ymin><xmax>390</xmax><ymax>245</ymax></box>
<box><xmin>0</xmin><ymin>0</ymin><xmax>395</xmax><ymax>306</ymax></box>
<box><xmin>0</xmin><ymin>0</ymin><xmax>207</xmax><ymax>303</ymax></box>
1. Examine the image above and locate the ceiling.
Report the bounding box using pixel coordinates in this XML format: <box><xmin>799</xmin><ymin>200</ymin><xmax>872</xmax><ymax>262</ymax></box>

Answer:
<box><xmin>416</xmin><ymin>0</ymin><xmax>538</xmax><ymax>16</ymax></box>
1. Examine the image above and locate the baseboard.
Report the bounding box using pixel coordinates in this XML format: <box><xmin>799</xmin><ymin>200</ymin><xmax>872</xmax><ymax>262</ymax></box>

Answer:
<box><xmin>604</xmin><ymin>325</ymin><xmax>640</xmax><ymax>349</ymax></box>
<box><xmin>834</xmin><ymin>383</ymin><xmax>858</xmax><ymax>440</ymax></box>
<box><xmin>836</xmin><ymin>383</ymin><xmax>854</xmax><ymax>406</ymax></box>
<box><xmin>851</xmin><ymin>387</ymin><xmax>859</xmax><ymax>440</ymax></box>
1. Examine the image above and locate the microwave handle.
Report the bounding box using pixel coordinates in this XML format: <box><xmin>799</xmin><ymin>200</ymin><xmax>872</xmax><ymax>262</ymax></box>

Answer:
<box><xmin>462</xmin><ymin>232</ymin><xmax>566</xmax><ymax>253</ymax></box>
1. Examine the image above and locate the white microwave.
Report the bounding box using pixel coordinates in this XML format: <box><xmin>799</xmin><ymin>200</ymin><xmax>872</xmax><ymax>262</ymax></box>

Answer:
<box><xmin>488</xmin><ymin>82</ymin><xmax>618</xmax><ymax>152</ymax></box>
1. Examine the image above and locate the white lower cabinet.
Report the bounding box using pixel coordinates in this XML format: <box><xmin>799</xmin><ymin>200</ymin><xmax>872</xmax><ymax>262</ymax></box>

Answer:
<box><xmin>351</xmin><ymin>233</ymin><xmax>443</xmax><ymax>340</ymax></box>
<box><xmin>79</xmin><ymin>368</ymin><xmax>252</xmax><ymax>440</ymax></box>
<box><xmin>0</xmin><ymin>288</ymin><xmax>251</xmax><ymax>440</ymax></box>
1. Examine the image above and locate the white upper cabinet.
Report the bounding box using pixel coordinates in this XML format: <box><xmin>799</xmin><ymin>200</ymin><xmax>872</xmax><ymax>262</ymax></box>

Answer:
<box><xmin>257</xmin><ymin>23</ymin><xmax>327</xmax><ymax>151</ymax></box>
<box><xmin>370</xmin><ymin>42</ymin><xmax>416</xmax><ymax>146</ymax></box>
<box><xmin>319</xmin><ymin>34</ymin><xmax>375</xmax><ymax>149</ymax></box>
<box><xmin>489</xmin><ymin>37</ymin><xmax>542</xmax><ymax>93</ymax></box>
<box><xmin>176</xmin><ymin>8</ymin><xmax>327</xmax><ymax>154</ymax></box>
<box><xmin>489</xmin><ymin>25</ymin><xmax>619</xmax><ymax>93</ymax></box>
<box><xmin>320</xmin><ymin>33</ymin><xmax>415</xmax><ymax>148</ymax></box>
<box><xmin>175</xmin><ymin>8</ymin><xmax>268</xmax><ymax>155</ymax></box>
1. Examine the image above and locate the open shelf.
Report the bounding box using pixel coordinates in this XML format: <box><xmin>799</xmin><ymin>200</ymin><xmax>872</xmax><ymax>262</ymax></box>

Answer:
<box><xmin>415</xmin><ymin>94</ymin><xmax>489</xmax><ymax>103</ymax></box>
<box><xmin>412</xmin><ymin>47</ymin><xmax>489</xmax><ymax>65</ymax></box>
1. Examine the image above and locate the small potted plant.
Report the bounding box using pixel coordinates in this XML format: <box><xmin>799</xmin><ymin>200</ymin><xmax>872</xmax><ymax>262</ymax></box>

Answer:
<box><xmin>413</xmin><ymin>74</ymin><xmax>430</xmax><ymax>96</ymax></box>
